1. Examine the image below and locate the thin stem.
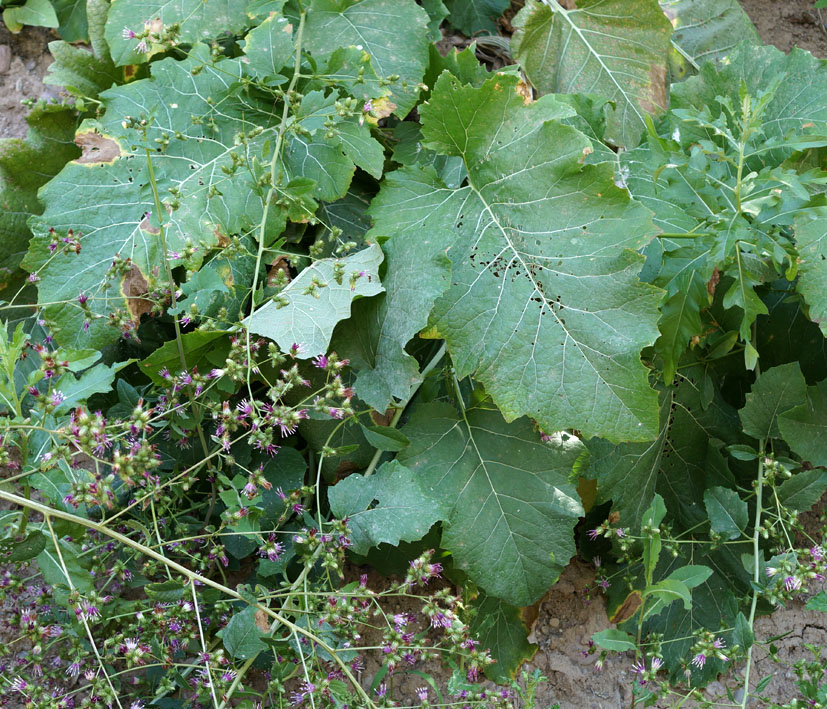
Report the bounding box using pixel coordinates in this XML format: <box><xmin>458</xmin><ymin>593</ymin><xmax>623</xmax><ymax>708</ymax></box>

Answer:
<box><xmin>364</xmin><ymin>343</ymin><xmax>447</xmax><ymax>478</ymax></box>
<box><xmin>192</xmin><ymin>579</ymin><xmax>221</xmax><ymax>709</ymax></box>
<box><xmin>740</xmin><ymin>441</ymin><xmax>765</xmax><ymax>709</ymax></box>
<box><xmin>1</xmin><ymin>489</ymin><xmax>377</xmax><ymax>709</ymax></box>
<box><xmin>245</xmin><ymin>9</ymin><xmax>307</xmax><ymax>397</ymax></box>
<box><xmin>45</xmin><ymin>515</ymin><xmax>123</xmax><ymax>709</ymax></box>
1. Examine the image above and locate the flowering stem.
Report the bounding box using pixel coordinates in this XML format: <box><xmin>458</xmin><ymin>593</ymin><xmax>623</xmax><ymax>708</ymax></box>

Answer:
<box><xmin>0</xmin><ymin>488</ymin><xmax>378</xmax><ymax>709</ymax></box>
<box><xmin>363</xmin><ymin>343</ymin><xmax>446</xmax><ymax>478</ymax></box>
<box><xmin>246</xmin><ymin>8</ymin><xmax>307</xmax><ymax>399</ymax></box>
<box><xmin>144</xmin><ymin>144</ymin><xmax>215</xmax><ymax>520</ymax></box>
<box><xmin>740</xmin><ymin>440</ymin><xmax>765</xmax><ymax>709</ymax></box>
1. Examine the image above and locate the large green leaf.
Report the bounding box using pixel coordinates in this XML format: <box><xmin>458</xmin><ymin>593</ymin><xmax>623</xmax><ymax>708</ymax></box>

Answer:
<box><xmin>739</xmin><ymin>363</ymin><xmax>807</xmax><ymax>441</ymax></box>
<box><xmin>795</xmin><ymin>216</ymin><xmax>827</xmax><ymax>337</ymax></box>
<box><xmin>511</xmin><ymin>0</ymin><xmax>672</xmax><ymax>148</ymax></box>
<box><xmin>671</xmin><ymin>42</ymin><xmax>827</xmax><ymax>168</ymax></box>
<box><xmin>220</xmin><ymin>606</ymin><xmax>268</xmax><ymax>660</ymax></box>
<box><xmin>660</xmin><ymin>0</ymin><xmax>760</xmax><ymax>69</ymax></box>
<box><xmin>104</xmin><ymin>0</ymin><xmax>251</xmax><ymax>66</ymax></box>
<box><xmin>328</xmin><ymin>461</ymin><xmax>443</xmax><ymax>555</ymax></box>
<box><xmin>24</xmin><ymin>46</ymin><xmax>302</xmax><ymax>349</ymax></box>
<box><xmin>776</xmin><ymin>469</ymin><xmax>827</xmax><ymax>512</ymax></box>
<box><xmin>332</xmin><ymin>230</ymin><xmax>453</xmax><ymax>412</ymax></box>
<box><xmin>304</xmin><ymin>0</ymin><xmax>430</xmax><ymax>117</ymax></box>
<box><xmin>247</xmin><ymin>244</ymin><xmax>384</xmax><ymax>358</ymax></box>
<box><xmin>3</xmin><ymin>0</ymin><xmax>59</xmax><ymax>31</ymax></box>
<box><xmin>469</xmin><ymin>593</ymin><xmax>536</xmax><ymax>682</ymax></box>
<box><xmin>443</xmin><ymin>0</ymin><xmax>509</xmax><ymax>35</ymax></box>
<box><xmin>372</xmin><ymin>72</ymin><xmax>661</xmax><ymax>442</ymax></box>
<box><xmin>588</xmin><ymin>365</ymin><xmax>740</xmax><ymax>532</ymax></box>
<box><xmin>779</xmin><ymin>380</ymin><xmax>827</xmax><ymax>467</ymax></box>
<box><xmin>398</xmin><ymin>403</ymin><xmax>583</xmax><ymax>606</ymax></box>
<box><xmin>0</xmin><ymin>104</ymin><xmax>78</xmax><ymax>302</ymax></box>
<box><xmin>703</xmin><ymin>486</ymin><xmax>747</xmax><ymax>541</ymax></box>
<box><xmin>53</xmin><ymin>0</ymin><xmax>88</xmax><ymax>41</ymax></box>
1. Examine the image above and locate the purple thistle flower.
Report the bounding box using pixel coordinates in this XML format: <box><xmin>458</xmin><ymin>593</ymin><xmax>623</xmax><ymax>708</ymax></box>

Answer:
<box><xmin>122</xmin><ymin>26</ymin><xmax>136</xmax><ymax>39</ymax></box>
<box><xmin>51</xmin><ymin>390</ymin><xmax>65</xmax><ymax>407</ymax></box>
<box><xmin>587</xmin><ymin>528</ymin><xmax>600</xmax><ymax>541</ymax></box>
<box><xmin>313</xmin><ymin>355</ymin><xmax>328</xmax><ymax>369</ymax></box>
<box><xmin>631</xmin><ymin>661</ymin><xmax>645</xmax><ymax>675</ymax></box>
<box><xmin>136</xmin><ymin>40</ymin><xmax>148</xmax><ymax>54</ymax></box>
<box><xmin>651</xmin><ymin>657</ymin><xmax>663</xmax><ymax>672</ymax></box>
<box><xmin>78</xmin><ymin>292</ymin><xmax>89</xmax><ymax>305</ymax></box>
<box><xmin>416</xmin><ymin>686</ymin><xmax>429</xmax><ymax>701</ymax></box>
<box><xmin>785</xmin><ymin>576</ymin><xmax>802</xmax><ymax>591</ymax></box>
<box><xmin>691</xmin><ymin>653</ymin><xmax>706</xmax><ymax>669</ymax></box>
<box><xmin>11</xmin><ymin>677</ymin><xmax>27</xmax><ymax>693</ymax></box>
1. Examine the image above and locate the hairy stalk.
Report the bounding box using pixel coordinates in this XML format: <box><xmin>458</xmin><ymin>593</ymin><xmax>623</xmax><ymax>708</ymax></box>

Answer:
<box><xmin>245</xmin><ymin>9</ymin><xmax>307</xmax><ymax>397</ymax></box>
<box><xmin>1</xmin><ymin>489</ymin><xmax>378</xmax><ymax>708</ymax></box>
<box><xmin>364</xmin><ymin>342</ymin><xmax>447</xmax><ymax>478</ymax></box>
<box><xmin>144</xmin><ymin>145</ymin><xmax>215</xmax><ymax>521</ymax></box>
<box><xmin>45</xmin><ymin>515</ymin><xmax>124</xmax><ymax>709</ymax></box>
<box><xmin>740</xmin><ymin>442</ymin><xmax>766</xmax><ymax>709</ymax></box>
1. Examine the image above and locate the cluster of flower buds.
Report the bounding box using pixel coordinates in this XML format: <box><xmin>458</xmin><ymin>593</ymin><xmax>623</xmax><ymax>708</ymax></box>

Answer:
<box><xmin>688</xmin><ymin>630</ymin><xmax>729</xmax><ymax>671</ymax></box>
<box><xmin>293</xmin><ymin>519</ymin><xmax>352</xmax><ymax>577</ymax></box>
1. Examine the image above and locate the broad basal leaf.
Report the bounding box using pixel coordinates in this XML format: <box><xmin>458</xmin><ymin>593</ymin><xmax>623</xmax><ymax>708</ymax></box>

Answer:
<box><xmin>241</xmin><ymin>10</ymin><xmax>296</xmax><ymax>79</ymax></box>
<box><xmin>247</xmin><ymin>244</ymin><xmax>384</xmax><ymax>358</ymax></box>
<box><xmin>332</xmin><ymin>230</ymin><xmax>453</xmax><ymax>412</ymax></box>
<box><xmin>25</xmin><ymin>47</ymin><xmax>293</xmax><ymax>349</ymax></box>
<box><xmin>105</xmin><ymin>0</ymin><xmax>251</xmax><ymax>66</ymax></box>
<box><xmin>469</xmin><ymin>593</ymin><xmax>537</xmax><ymax>682</ymax></box>
<box><xmin>779</xmin><ymin>379</ymin><xmax>827</xmax><ymax>467</ymax></box>
<box><xmin>739</xmin><ymin>362</ymin><xmax>806</xmax><ymax>441</ymax></box>
<box><xmin>660</xmin><ymin>0</ymin><xmax>760</xmax><ymax>71</ymax></box>
<box><xmin>53</xmin><ymin>0</ymin><xmax>88</xmax><ymax>42</ymax></box>
<box><xmin>443</xmin><ymin>0</ymin><xmax>509</xmax><ymax>36</ymax></box>
<box><xmin>371</xmin><ymin>72</ymin><xmax>662</xmax><ymax>442</ymax></box>
<box><xmin>398</xmin><ymin>403</ymin><xmax>583</xmax><ymax>606</ymax></box>
<box><xmin>776</xmin><ymin>469</ymin><xmax>827</xmax><ymax>513</ymax></box>
<box><xmin>588</xmin><ymin>364</ymin><xmax>740</xmax><ymax>532</ymax></box>
<box><xmin>304</xmin><ymin>0</ymin><xmax>430</xmax><ymax>117</ymax></box>
<box><xmin>328</xmin><ymin>460</ymin><xmax>443</xmax><ymax>554</ymax></box>
<box><xmin>0</xmin><ymin>103</ymin><xmax>78</xmax><ymax>300</ymax></box>
<box><xmin>795</xmin><ymin>215</ymin><xmax>827</xmax><ymax>337</ymax></box>
<box><xmin>512</xmin><ymin>0</ymin><xmax>672</xmax><ymax>148</ymax></box>
<box><xmin>671</xmin><ymin>42</ymin><xmax>827</xmax><ymax>168</ymax></box>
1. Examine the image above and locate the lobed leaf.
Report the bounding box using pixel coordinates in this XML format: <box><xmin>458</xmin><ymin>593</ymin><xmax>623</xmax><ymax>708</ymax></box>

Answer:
<box><xmin>512</xmin><ymin>0</ymin><xmax>672</xmax><ymax>148</ymax></box>
<box><xmin>371</xmin><ymin>72</ymin><xmax>662</xmax><ymax>442</ymax></box>
<box><xmin>328</xmin><ymin>461</ymin><xmax>443</xmax><ymax>555</ymax></box>
<box><xmin>398</xmin><ymin>403</ymin><xmax>583</xmax><ymax>606</ymax></box>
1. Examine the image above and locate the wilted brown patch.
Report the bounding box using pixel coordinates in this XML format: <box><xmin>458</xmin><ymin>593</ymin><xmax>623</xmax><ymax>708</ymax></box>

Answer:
<box><xmin>123</xmin><ymin>65</ymin><xmax>138</xmax><ymax>82</ymax></box>
<box><xmin>122</xmin><ymin>264</ymin><xmax>153</xmax><ymax>322</ymax></box>
<box><xmin>707</xmin><ymin>266</ymin><xmax>720</xmax><ymax>298</ymax></box>
<box><xmin>74</xmin><ymin>132</ymin><xmax>122</xmax><ymax>165</ymax></box>
<box><xmin>213</xmin><ymin>225</ymin><xmax>230</xmax><ymax>247</ymax></box>
<box><xmin>610</xmin><ymin>590</ymin><xmax>642</xmax><ymax>624</ymax></box>
<box><xmin>254</xmin><ymin>609</ymin><xmax>270</xmax><ymax>632</ymax></box>
<box><xmin>515</xmin><ymin>79</ymin><xmax>534</xmax><ymax>104</ymax></box>
<box><xmin>267</xmin><ymin>256</ymin><xmax>291</xmax><ymax>286</ymax></box>
<box><xmin>139</xmin><ymin>214</ymin><xmax>160</xmax><ymax>234</ymax></box>
<box><xmin>370</xmin><ymin>408</ymin><xmax>395</xmax><ymax>427</ymax></box>
<box><xmin>639</xmin><ymin>63</ymin><xmax>668</xmax><ymax>115</ymax></box>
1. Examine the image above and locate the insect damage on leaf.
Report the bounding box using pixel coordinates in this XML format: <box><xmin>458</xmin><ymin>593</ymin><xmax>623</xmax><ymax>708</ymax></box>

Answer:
<box><xmin>73</xmin><ymin>131</ymin><xmax>123</xmax><ymax>165</ymax></box>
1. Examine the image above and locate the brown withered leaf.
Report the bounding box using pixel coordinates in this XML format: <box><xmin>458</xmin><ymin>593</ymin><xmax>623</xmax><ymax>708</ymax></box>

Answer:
<box><xmin>267</xmin><ymin>256</ymin><xmax>291</xmax><ymax>286</ymax></box>
<box><xmin>610</xmin><ymin>590</ymin><xmax>642</xmax><ymax>624</ymax></box>
<box><xmin>74</xmin><ymin>132</ymin><xmax>122</xmax><ymax>164</ymax></box>
<box><xmin>254</xmin><ymin>609</ymin><xmax>270</xmax><ymax>633</ymax></box>
<box><xmin>122</xmin><ymin>263</ymin><xmax>153</xmax><ymax>322</ymax></box>
<box><xmin>370</xmin><ymin>408</ymin><xmax>395</xmax><ymax>427</ymax></box>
